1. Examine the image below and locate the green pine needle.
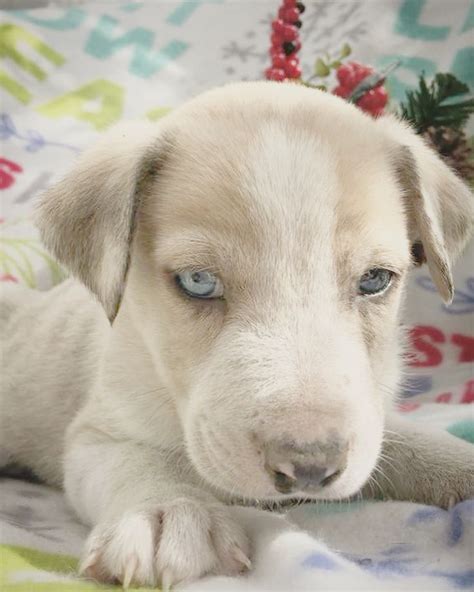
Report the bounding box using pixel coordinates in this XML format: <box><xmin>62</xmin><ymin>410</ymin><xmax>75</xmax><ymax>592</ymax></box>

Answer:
<box><xmin>399</xmin><ymin>73</ymin><xmax>474</xmax><ymax>133</ymax></box>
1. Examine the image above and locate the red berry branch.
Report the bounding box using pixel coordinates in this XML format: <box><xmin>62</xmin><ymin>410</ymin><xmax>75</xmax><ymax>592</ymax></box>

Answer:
<box><xmin>334</xmin><ymin>62</ymin><xmax>389</xmax><ymax>117</ymax></box>
<box><xmin>264</xmin><ymin>2</ymin><xmax>473</xmax><ymax>181</ymax></box>
<box><xmin>264</xmin><ymin>1</ymin><xmax>393</xmax><ymax>118</ymax></box>
<box><xmin>266</xmin><ymin>0</ymin><xmax>305</xmax><ymax>81</ymax></box>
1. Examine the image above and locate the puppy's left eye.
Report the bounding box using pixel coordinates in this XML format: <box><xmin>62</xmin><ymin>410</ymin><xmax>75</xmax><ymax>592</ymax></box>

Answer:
<box><xmin>175</xmin><ymin>270</ymin><xmax>223</xmax><ymax>299</ymax></box>
<box><xmin>358</xmin><ymin>268</ymin><xmax>394</xmax><ymax>296</ymax></box>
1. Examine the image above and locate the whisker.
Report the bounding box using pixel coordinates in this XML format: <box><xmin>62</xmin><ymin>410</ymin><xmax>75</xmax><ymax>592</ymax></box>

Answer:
<box><xmin>371</xmin><ymin>463</ymin><xmax>397</xmax><ymax>495</ymax></box>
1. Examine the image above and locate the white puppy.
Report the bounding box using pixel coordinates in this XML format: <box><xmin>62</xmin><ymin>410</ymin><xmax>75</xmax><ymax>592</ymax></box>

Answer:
<box><xmin>1</xmin><ymin>81</ymin><xmax>473</xmax><ymax>589</ymax></box>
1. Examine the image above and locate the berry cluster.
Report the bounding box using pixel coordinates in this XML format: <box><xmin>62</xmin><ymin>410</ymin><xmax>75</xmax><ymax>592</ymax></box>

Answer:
<box><xmin>264</xmin><ymin>6</ymin><xmax>390</xmax><ymax>117</ymax></box>
<box><xmin>265</xmin><ymin>0</ymin><xmax>305</xmax><ymax>82</ymax></box>
<box><xmin>333</xmin><ymin>62</ymin><xmax>388</xmax><ymax>117</ymax></box>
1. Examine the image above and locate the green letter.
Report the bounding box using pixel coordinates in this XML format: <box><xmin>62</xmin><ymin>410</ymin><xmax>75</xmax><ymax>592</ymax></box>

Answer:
<box><xmin>0</xmin><ymin>23</ymin><xmax>64</xmax><ymax>103</ymax></box>
<box><xmin>38</xmin><ymin>79</ymin><xmax>123</xmax><ymax>131</ymax></box>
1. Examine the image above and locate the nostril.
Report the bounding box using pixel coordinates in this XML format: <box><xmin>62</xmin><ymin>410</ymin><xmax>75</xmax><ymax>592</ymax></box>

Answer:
<box><xmin>266</xmin><ymin>462</ymin><xmax>297</xmax><ymax>494</ymax></box>
<box><xmin>320</xmin><ymin>468</ymin><xmax>342</xmax><ymax>487</ymax></box>
<box><xmin>274</xmin><ymin>470</ymin><xmax>296</xmax><ymax>494</ymax></box>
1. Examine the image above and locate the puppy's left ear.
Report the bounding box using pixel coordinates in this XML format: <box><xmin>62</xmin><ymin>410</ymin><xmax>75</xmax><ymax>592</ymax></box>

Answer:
<box><xmin>380</xmin><ymin>116</ymin><xmax>474</xmax><ymax>303</ymax></box>
<box><xmin>36</xmin><ymin>121</ymin><xmax>162</xmax><ymax>321</ymax></box>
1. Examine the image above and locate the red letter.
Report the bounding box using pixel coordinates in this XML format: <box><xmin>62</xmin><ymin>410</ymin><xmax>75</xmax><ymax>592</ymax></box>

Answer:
<box><xmin>451</xmin><ymin>334</ymin><xmax>474</xmax><ymax>363</ymax></box>
<box><xmin>461</xmin><ymin>380</ymin><xmax>474</xmax><ymax>404</ymax></box>
<box><xmin>409</xmin><ymin>325</ymin><xmax>445</xmax><ymax>367</ymax></box>
<box><xmin>0</xmin><ymin>157</ymin><xmax>22</xmax><ymax>189</ymax></box>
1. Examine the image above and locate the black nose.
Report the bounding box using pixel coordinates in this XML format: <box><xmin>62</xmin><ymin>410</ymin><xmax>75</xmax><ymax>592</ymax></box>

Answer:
<box><xmin>265</xmin><ymin>439</ymin><xmax>348</xmax><ymax>494</ymax></box>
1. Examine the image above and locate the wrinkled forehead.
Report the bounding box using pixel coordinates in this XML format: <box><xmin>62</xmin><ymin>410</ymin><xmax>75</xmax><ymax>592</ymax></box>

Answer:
<box><xmin>152</xmin><ymin>106</ymin><xmax>408</xmax><ymax>269</ymax></box>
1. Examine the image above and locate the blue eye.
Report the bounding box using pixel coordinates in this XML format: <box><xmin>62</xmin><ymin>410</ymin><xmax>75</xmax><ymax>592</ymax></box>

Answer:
<box><xmin>175</xmin><ymin>270</ymin><xmax>223</xmax><ymax>299</ymax></box>
<box><xmin>359</xmin><ymin>268</ymin><xmax>393</xmax><ymax>296</ymax></box>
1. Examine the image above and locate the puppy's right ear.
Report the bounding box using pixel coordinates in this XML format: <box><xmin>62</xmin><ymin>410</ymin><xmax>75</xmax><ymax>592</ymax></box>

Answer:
<box><xmin>36</xmin><ymin>122</ymin><xmax>162</xmax><ymax>322</ymax></box>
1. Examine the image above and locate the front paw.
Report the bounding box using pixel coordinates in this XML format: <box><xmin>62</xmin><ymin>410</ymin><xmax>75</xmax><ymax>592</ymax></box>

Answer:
<box><xmin>80</xmin><ymin>498</ymin><xmax>251</xmax><ymax>589</ymax></box>
<box><xmin>438</xmin><ymin>464</ymin><xmax>474</xmax><ymax>509</ymax></box>
<box><xmin>427</xmin><ymin>445</ymin><xmax>474</xmax><ymax>509</ymax></box>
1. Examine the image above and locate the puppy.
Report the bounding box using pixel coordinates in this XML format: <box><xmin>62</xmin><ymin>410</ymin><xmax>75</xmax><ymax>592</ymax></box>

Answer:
<box><xmin>1</xmin><ymin>81</ymin><xmax>473</xmax><ymax>589</ymax></box>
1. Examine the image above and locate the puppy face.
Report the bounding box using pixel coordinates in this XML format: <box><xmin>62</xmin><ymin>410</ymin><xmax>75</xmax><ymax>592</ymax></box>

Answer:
<box><xmin>38</xmin><ymin>82</ymin><xmax>473</xmax><ymax>501</ymax></box>
<box><xmin>128</xmin><ymin>88</ymin><xmax>412</xmax><ymax>500</ymax></box>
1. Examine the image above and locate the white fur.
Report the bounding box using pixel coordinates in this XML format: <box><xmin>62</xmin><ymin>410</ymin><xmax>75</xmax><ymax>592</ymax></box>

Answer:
<box><xmin>1</xmin><ymin>82</ymin><xmax>473</xmax><ymax>588</ymax></box>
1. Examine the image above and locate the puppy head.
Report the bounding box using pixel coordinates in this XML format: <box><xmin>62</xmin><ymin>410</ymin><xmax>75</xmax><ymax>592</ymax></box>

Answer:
<box><xmin>37</xmin><ymin>82</ymin><xmax>474</xmax><ymax>501</ymax></box>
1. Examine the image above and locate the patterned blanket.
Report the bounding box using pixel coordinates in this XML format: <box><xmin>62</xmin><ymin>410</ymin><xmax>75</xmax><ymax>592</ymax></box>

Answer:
<box><xmin>1</xmin><ymin>1</ymin><xmax>473</xmax><ymax>590</ymax></box>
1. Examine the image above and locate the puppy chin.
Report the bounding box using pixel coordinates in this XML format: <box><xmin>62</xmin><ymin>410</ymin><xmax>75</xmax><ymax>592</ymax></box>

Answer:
<box><xmin>186</xmin><ymin>434</ymin><xmax>382</xmax><ymax>503</ymax></box>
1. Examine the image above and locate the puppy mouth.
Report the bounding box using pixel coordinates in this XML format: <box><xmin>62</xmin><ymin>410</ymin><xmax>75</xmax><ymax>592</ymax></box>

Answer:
<box><xmin>190</xmin><ymin>422</ymin><xmax>354</xmax><ymax>500</ymax></box>
<box><xmin>193</xmin><ymin>422</ymin><xmax>266</xmax><ymax>497</ymax></box>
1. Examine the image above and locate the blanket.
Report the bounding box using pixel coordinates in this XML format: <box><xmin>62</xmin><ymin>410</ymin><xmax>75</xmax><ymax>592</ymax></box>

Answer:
<box><xmin>1</xmin><ymin>1</ymin><xmax>473</xmax><ymax>590</ymax></box>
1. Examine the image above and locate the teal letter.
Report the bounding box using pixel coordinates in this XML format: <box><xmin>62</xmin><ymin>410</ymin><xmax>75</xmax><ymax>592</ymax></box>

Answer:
<box><xmin>395</xmin><ymin>0</ymin><xmax>450</xmax><ymax>40</ymax></box>
<box><xmin>461</xmin><ymin>2</ymin><xmax>474</xmax><ymax>32</ymax></box>
<box><xmin>451</xmin><ymin>47</ymin><xmax>474</xmax><ymax>90</ymax></box>
<box><xmin>12</xmin><ymin>8</ymin><xmax>85</xmax><ymax>30</ymax></box>
<box><xmin>166</xmin><ymin>2</ymin><xmax>202</xmax><ymax>25</ymax></box>
<box><xmin>85</xmin><ymin>15</ymin><xmax>188</xmax><ymax>78</ymax></box>
<box><xmin>376</xmin><ymin>55</ymin><xmax>436</xmax><ymax>102</ymax></box>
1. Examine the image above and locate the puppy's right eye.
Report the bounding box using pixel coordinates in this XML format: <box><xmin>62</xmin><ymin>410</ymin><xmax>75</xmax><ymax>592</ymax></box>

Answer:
<box><xmin>358</xmin><ymin>268</ymin><xmax>394</xmax><ymax>296</ymax></box>
<box><xmin>175</xmin><ymin>270</ymin><xmax>224</xmax><ymax>299</ymax></box>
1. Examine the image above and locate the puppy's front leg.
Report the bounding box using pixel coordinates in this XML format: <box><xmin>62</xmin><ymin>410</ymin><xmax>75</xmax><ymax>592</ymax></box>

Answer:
<box><xmin>363</xmin><ymin>414</ymin><xmax>474</xmax><ymax>508</ymax></box>
<box><xmin>64</xmin><ymin>426</ymin><xmax>250</xmax><ymax>588</ymax></box>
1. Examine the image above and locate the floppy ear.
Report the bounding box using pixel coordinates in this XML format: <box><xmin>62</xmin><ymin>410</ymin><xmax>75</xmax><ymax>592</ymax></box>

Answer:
<box><xmin>380</xmin><ymin>116</ymin><xmax>474</xmax><ymax>303</ymax></box>
<box><xmin>36</xmin><ymin>121</ymin><xmax>162</xmax><ymax>322</ymax></box>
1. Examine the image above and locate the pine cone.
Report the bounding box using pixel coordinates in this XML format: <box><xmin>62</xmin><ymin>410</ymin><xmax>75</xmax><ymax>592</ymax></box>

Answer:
<box><xmin>423</xmin><ymin>126</ymin><xmax>474</xmax><ymax>182</ymax></box>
